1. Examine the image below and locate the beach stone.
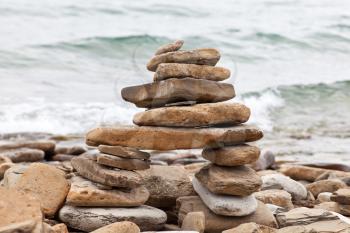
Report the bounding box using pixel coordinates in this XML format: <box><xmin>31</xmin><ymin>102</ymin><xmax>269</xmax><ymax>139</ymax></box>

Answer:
<box><xmin>66</xmin><ymin>176</ymin><xmax>149</xmax><ymax>207</ymax></box>
<box><xmin>133</xmin><ymin>102</ymin><xmax>249</xmax><ymax>128</ymax></box>
<box><xmin>155</xmin><ymin>40</ymin><xmax>184</xmax><ymax>55</ymax></box>
<box><xmin>150</xmin><ymin>151</ymin><xmax>197</xmax><ymax>164</ymax></box>
<box><xmin>2</xmin><ymin>163</ymin><xmax>28</xmax><ymax>186</ymax></box>
<box><xmin>254</xmin><ymin>190</ymin><xmax>294</xmax><ymax>210</ymax></box>
<box><xmin>9</xmin><ymin>163</ymin><xmax>70</xmax><ymax>217</ymax></box>
<box><xmin>181</xmin><ymin>212</ymin><xmax>205</xmax><ymax>233</ymax></box>
<box><xmin>277</xmin><ymin>220</ymin><xmax>350</xmax><ymax>233</ymax></box>
<box><xmin>0</xmin><ymin>155</ymin><xmax>11</xmax><ymax>164</ymax></box>
<box><xmin>0</xmin><ymin>162</ymin><xmax>14</xmax><ymax>179</ymax></box>
<box><xmin>138</xmin><ymin>165</ymin><xmax>195</xmax><ymax>207</ymax></box>
<box><xmin>58</xmin><ymin>205</ymin><xmax>167</xmax><ymax>232</ymax></box>
<box><xmin>121</xmin><ymin>78</ymin><xmax>235</xmax><ymax>108</ymax></box>
<box><xmin>0</xmin><ymin>140</ymin><xmax>55</xmax><ymax>155</ymax></box>
<box><xmin>97</xmin><ymin>153</ymin><xmax>150</xmax><ymax>171</ymax></box>
<box><xmin>0</xmin><ymin>148</ymin><xmax>44</xmax><ymax>162</ymax></box>
<box><xmin>0</xmin><ymin>187</ymin><xmax>43</xmax><ymax>228</ymax></box>
<box><xmin>86</xmin><ymin>125</ymin><xmax>263</xmax><ymax>150</ymax></box>
<box><xmin>91</xmin><ymin>221</ymin><xmax>140</xmax><ymax>233</ymax></box>
<box><xmin>52</xmin><ymin>153</ymin><xmax>76</xmax><ymax>161</ymax></box>
<box><xmin>154</xmin><ymin>63</ymin><xmax>230</xmax><ymax>81</ymax></box>
<box><xmin>251</xmin><ymin>150</ymin><xmax>276</xmax><ymax>171</ymax></box>
<box><xmin>222</xmin><ymin>223</ymin><xmax>277</xmax><ymax>233</ymax></box>
<box><xmin>71</xmin><ymin>156</ymin><xmax>142</xmax><ymax>188</ymax></box>
<box><xmin>192</xmin><ymin>177</ymin><xmax>257</xmax><ymax>216</ymax></box>
<box><xmin>317</xmin><ymin>192</ymin><xmax>333</xmax><ymax>202</ymax></box>
<box><xmin>261</xmin><ymin>174</ymin><xmax>307</xmax><ymax>200</ymax></box>
<box><xmin>147</xmin><ymin>48</ymin><xmax>220</xmax><ymax>71</ymax></box>
<box><xmin>331</xmin><ymin>188</ymin><xmax>350</xmax><ymax>204</ymax></box>
<box><xmin>276</xmin><ymin>207</ymin><xmax>339</xmax><ymax>228</ymax></box>
<box><xmin>306</xmin><ymin>179</ymin><xmax>346</xmax><ymax>197</ymax></box>
<box><xmin>177</xmin><ymin>196</ymin><xmax>278</xmax><ymax>233</ymax></box>
<box><xmin>55</xmin><ymin>145</ymin><xmax>86</xmax><ymax>155</ymax></box>
<box><xmin>0</xmin><ymin>220</ymin><xmax>43</xmax><ymax>233</ymax></box>
<box><xmin>202</xmin><ymin>144</ymin><xmax>260</xmax><ymax>166</ymax></box>
<box><xmin>314</xmin><ymin>201</ymin><xmax>341</xmax><ymax>213</ymax></box>
<box><xmin>51</xmin><ymin>223</ymin><xmax>69</xmax><ymax>233</ymax></box>
<box><xmin>98</xmin><ymin>145</ymin><xmax>150</xmax><ymax>160</ymax></box>
<box><xmin>195</xmin><ymin>164</ymin><xmax>261</xmax><ymax>196</ymax></box>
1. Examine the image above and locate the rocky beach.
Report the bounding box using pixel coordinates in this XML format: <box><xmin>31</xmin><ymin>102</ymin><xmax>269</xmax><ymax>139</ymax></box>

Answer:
<box><xmin>1</xmin><ymin>40</ymin><xmax>350</xmax><ymax>233</ymax></box>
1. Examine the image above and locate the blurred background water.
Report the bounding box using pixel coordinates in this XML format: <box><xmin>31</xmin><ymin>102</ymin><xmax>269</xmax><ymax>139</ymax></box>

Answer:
<box><xmin>0</xmin><ymin>0</ymin><xmax>349</xmax><ymax>161</ymax></box>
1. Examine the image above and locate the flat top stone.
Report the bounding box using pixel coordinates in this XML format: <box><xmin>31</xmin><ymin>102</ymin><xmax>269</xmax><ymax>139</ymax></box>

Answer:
<box><xmin>155</xmin><ymin>40</ymin><xmax>184</xmax><ymax>55</ymax></box>
<box><xmin>97</xmin><ymin>153</ymin><xmax>150</xmax><ymax>171</ymax></box>
<box><xmin>86</xmin><ymin>125</ymin><xmax>263</xmax><ymax>151</ymax></box>
<box><xmin>121</xmin><ymin>78</ymin><xmax>235</xmax><ymax>108</ymax></box>
<box><xmin>98</xmin><ymin>145</ymin><xmax>150</xmax><ymax>160</ymax></box>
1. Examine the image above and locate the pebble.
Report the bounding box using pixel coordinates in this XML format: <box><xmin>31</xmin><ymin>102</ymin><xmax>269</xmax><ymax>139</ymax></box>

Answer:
<box><xmin>154</xmin><ymin>40</ymin><xmax>184</xmax><ymax>55</ymax></box>
<box><xmin>317</xmin><ymin>192</ymin><xmax>333</xmax><ymax>203</ymax></box>
<box><xmin>97</xmin><ymin>153</ymin><xmax>150</xmax><ymax>170</ymax></box>
<box><xmin>98</xmin><ymin>145</ymin><xmax>150</xmax><ymax>160</ymax></box>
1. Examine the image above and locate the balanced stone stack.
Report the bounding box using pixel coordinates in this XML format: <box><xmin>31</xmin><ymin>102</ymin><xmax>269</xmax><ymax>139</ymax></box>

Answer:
<box><xmin>85</xmin><ymin>40</ymin><xmax>264</xmax><ymax>230</ymax></box>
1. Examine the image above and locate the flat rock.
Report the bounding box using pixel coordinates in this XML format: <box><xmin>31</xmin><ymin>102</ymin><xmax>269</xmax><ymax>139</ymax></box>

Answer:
<box><xmin>314</xmin><ymin>201</ymin><xmax>341</xmax><ymax>213</ymax></box>
<box><xmin>192</xmin><ymin>177</ymin><xmax>257</xmax><ymax>216</ymax></box>
<box><xmin>98</xmin><ymin>145</ymin><xmax>150</xmax><ymax>160</ymax></box>
<box><xmin>261</xmin><ymin>174</ymin><xmax>307</xmax><ymax>200</ymax></box>
<box><xmin>66</xmin><ymin>176</ymin><xmax>149</xmax><ymax>207</ymax></box>
<box><xmin>195</xmin><ymin>164</ymin><xmax>261</xmax><ymax>196</ymax></box>
<box><xmin>177</xmin><ymin>196</ymin><xmax>278</xmax><ymax>233</ymax></box>
<box><xmin>2</xmin><ymin>164</ymin><xmax>28</xmax><ymax>186</ymax></box>
<box><xmin>0</xmin><ymin>140</ymin><xmax>55</xmax><ymax>155</ymax></box>
<box><xmin>147</xmin><ymin>48</ymin><xmax>220</xmax><ymax>71</ymax></box>
<box><xmin>52</xmin><ymin>153</ymin><xmax>76</xmax><ymax>161</ymax></box>
<box><xmin>306</xmin><ymin>179</ymin><xmax>346</xmax><ymax>197</ymax></box>
<box><xmin>155</xmin><ymin>40</ymin><xmax>184</xmax><ymax>55</ymax></box>
<box><xmin>91</xmin><ymin>221</ymin><xmax>140</xmax><ymax>233</ymax></box>
<box><xmin>154</xmin><ymin>63</ymin><xmax>230</xmax><ymax>81</ymax></box>
<box><xmin>276</xmin><ymin>207</ymin><xmax>339</xmax><ymax>228</ymax></box>
<box><xmin>138</xmin><ymin>165</ymin><xmax>195</xmax><ymax>208</ymax></box>
<box><xmin>331</xmin><ymin>188</ymin><xmax>350</xmax><ymax>204</ymax></box>
<box><xmin>278</xmin><ymin>220</ymin><xmax>350</xmax><ymax>233</ymax></box>
<box><xmin>86</xmin><ymin>125</ymin><xmax>263</xmax><ymax>150</ymax></box>
<box><xmin>97</xmin><ymin>153</ymin><xmax>150</xmax><ymax>171</ymax></box>
<box><xmin>202</xmin><ymin>144</ymin><xmax>260</xmax><ymax>166</ymax></box>
<box><xmin>55</xmin><ymin>145</ymin><xmax>87</xmax><ymax>155</ymax></box>
<box><xmin>222</xmin><ymin>223</ymin><xmax>277</xmax><ymax>233</ymax></box>
<box><xmin>121</xmin><ymin>78</ymin><xmax>235</xmax><ymax>108</ymax></box>
<box><xmin>58</xmin><ymin>205</ymin><xmax>167</xmax><ymax>232</ymax></box>
<box><xmin>71</xmin><ymin>156</ymin><xmax>142</xmax><ymax>188</ymax></box>
<box><xmin>254</xmin><ymin>190</ymin><xmax>294</xmax><ymax>210</ymax></box>
<box><xmin>0</xmin><ymin>148</ymin><xmax>44</xmax><ymax>162</ymax></box>
<box><xmin>181</xmin><ymin>212</ymin><xmax>205</xmax><ymax>233</ymax></box>
<box><xmin>10</xmin><ymin>163</ymin><xmax>70</xmax><ymax>217</ymax></box>
<box><xmin>133</xmin><ymin>103</ymin><xmax>249</xmax><ymax>128</ymax></box>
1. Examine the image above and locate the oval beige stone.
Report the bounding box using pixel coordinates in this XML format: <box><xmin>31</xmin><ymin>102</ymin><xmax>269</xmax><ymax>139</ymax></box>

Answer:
<box><xmin>155</xmin><ymin>40</ymin><xmax>184</xmax><ymax>55</ymax></box>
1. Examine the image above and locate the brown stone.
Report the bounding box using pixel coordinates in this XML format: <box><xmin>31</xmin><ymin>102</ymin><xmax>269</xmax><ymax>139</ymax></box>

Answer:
<box><xmin>154</xmin><ymin>63</ymin><xmax>230</xmax><ymax>81</ymax></box>
<box><xmin>98</xmin><ymin>145</ymin><xmax>150</xmax><ymax>160</ymax></box>
<box><xmin>0</xmin><ymin>140</ymin><xmax>55</xmax><ymax>155</ymax></box>
<box><xmin>0</xmin><ymin>148</ymin><xmax>44</xmax><ymax>162</ymax></box>
<box><xmin>277</xmin><ymin>220</ymin><xmax>350</xmax><ymax>233</ymax></box>
<box><xmin>51</xmin><ymin>154</ymin><xmax>75</xmax><ymax>161</ymax></box>
<box><xmin>177</xmin><ymin>196</ymin><xmax>278</xmax><ymax>233</ymax></box>
<box><xmin>91</xmin><ymin>221</ymin><xmax>140</xmax><ymax>233</ymax></box>
<box><xmin>54</xmin><ymin>145</ymin><xmax>86</xmax><ymax>155</ymax></box>
<box><xmin>202</xmin><ymin>144</ymin><xmax>260</xmax><ymax>166</ymax></box>
<box><xmin>66</xmin><ymin>176</ymin><xmax>149</xmax><ymax>207</ymax></box>
<box><xmin>86</xmin><ymin>125</ymin><xmax>263</xmax><ymax>150</ymax></box>
<box><xmin>155</xmin><ymin>40</ymin><xmax>184</xmax><ymax>55</ymax></box>
<box><xmin>314</xmin><ymin>202</ymin><xmax>341</xmax><ymax>213</ymax></box>
<box><xmin>133</xmin><ymin>102</ymin><xmax>249</xmax><ymax>128</ymax></box>
<box><xmin>222</xmin><ymin>223</ymin><xmax>277</xmax><ymax>233</ymax></box>
<box><xmin>10</xmin><ymin>163</ymin><xmax>70</xmax><ymax>217</ymax></box>
<box><xmin>147</xmin><ymin>48</ymin><xmax>220</xmax><ymax>71</ymax></box>
<box><xmin>51</xmin><ymin>223</ymin><xmax>69</xmax><ymax>233</ymax></box>
<box><xmin>121</xmin><ymin>78</ymin><xmax>235</xmax><ymax>108</ymax></box>
<box><xmin>181</xmin><ymin>212</ymin><xmax>205</xmax><ymax>233</ymax></box>
<box><xmin>306</xmin><ymin>179</ymin><xmax>346</xmax><ymax>197</ymax></box>
<box><xmin>138</xmin><ymin>165</ymin><xmax>195</xmax><ymax>208</ymax></box>
<box><xmin>195</xmin><ymin>164</ymin><xmax>262</xmax><ymax>196</ymax></box>
<box><xmin>331</xmin><ymin>188</ymin><xmax>350</xmax><ymax>204</ymax></box>
<box><xmin>0</xmin><ymin>162</ymin><xmax>14</xmax><ymax>179</ymax></box>
<box><xmin>97</xmin><ymin>153</ymin><xmax>150</xmax><ymax>171</ymax></box>
<box><xmin>71</xmin><ymin>156</ymin><xmax>142</xmax><ymax>188</ymax></box>
<box><xmin>0</xmin><ymin>155</ymin><xmax>11</xmax><ymax>164</ymax></box>
<box><xmin>254</xmin><ymin>190</ymin><xmax>294</xmax><ymax>210</ymax></box>
<box><xmin>0</xmin><ymin>220</ymin><xmax>43</xmax><ymax>233</ymax></box>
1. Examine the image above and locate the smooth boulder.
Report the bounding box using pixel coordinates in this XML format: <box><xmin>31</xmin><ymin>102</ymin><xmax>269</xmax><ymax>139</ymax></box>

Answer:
<box><xmin>97</xmin><ymin>153</ymin><xmax>150</xmax><ymax>170</ymax></box>
<box><xmin>98</xmin><ymin>145</ymin><xmax>150</xmax><ymax>160</ymax></box>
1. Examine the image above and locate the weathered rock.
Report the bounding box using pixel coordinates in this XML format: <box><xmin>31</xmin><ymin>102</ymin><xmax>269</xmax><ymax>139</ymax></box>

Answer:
<box><xmin>122</xmin><ymin>78</ymin><xmax>235</xmax><ymax>108</ymax></box>
<box><xmin>138</xmin><ymin>165</ymin><xmax>195</xmax><ymax>207</ymax></box>
<box><xmin>261</xmin><ymin>174</ymin><xmax>307</xmax><ymax>200</ymax></box>
<box><xmin>0</xmin><ymin>140</ymin><xmax>55</xmax><ymax>155</ymax></box>
<box><xmin>195</xmin><ymin>164</ymin><xmax>262</xmax><ymax>196</ymax></box>
<box><xmin>331</xmin><ymin>188</ymin><xmax>350</xmax><ymax>204</ymax></box>
<box><xmin>254</xmin><ymin>190</ymin><xmax>294</xmax><ymax>210</ymax></box>
<box><xmin>154</xmin><ymin>63</ymin><xmax>230</xmax><ymax>81</ymax></box>
<box><xmin>314</xmin><ymin>201</ymin><xmax>341</xmax><ymax>213</ymax></box>
<box><xmin>0</xmin><ymin>162</ymin><xmax>14</xmax><ymax>179</ymax></box>
<box><xmin>155</xmin><ymin>40</ymin><xmax>184</xmax><ymax>55</ymax></box>
<box><xmin>98</xmin><ymin>145</ymin><xmax>150</xmax><ymax>160</ymax></box>
<box><xmin>222</xmin><ymin>223</ymin><xmax>277</xmax><ymax>233</ymax></box>
<box><xmin>58</xmin><ymin>205</ymin><xmax>167</xmax><ymax>232</ymax></box>
<box><xmin>2</xmin><ymin>164</ymin><xmax>28</xmax><ymax>186</ymax></box>
<box><xmin>192</xmin><ymin>177</ymin><xmax>258</xmax><ymax>216</ymax></box>
<box><xmin>55</xmin><ymin>146</ymin><xmax>87</xmax><ymax>155</ymax></box>
<box><xmin>251</xmin><ymin>150</ymin><xmax>276</xmax><ymax>171</ymax></box>
<box><xmin>147</xmin><ymin>48</ymin><xmax>220</xmax><ymax>71</ymax></box>
<box><xmin>86</xmin><ymin>125</ymin><xmax>263</xmax><ymax>150</ymax></box>
<box><xmin>181</xmin><ymin>212</ymin><xmax>205</xmax><ymax>233</ymax></box>
<box><xmin>51</xmin><ymin>223</ymin><xmax>69</xmax><ymax>233</ymax></box>
<box><xmin>97</xmin><ymin>153</ymin><xmax>150</xmax><ymax>171</ymax></box>
<box><xmin>202</xmin><ymin>144</ymin><xmax>260</xmax><ymax>166</ymax></box>
<box><xmin>317</xmin><ymin>192</ymin><xmax>332</xmax><ymax>203</ymax></box>
<box><xmin>71</xmin><ymin>156</ymin><xmax>142</xmax><ymax>188</ymax></box>
<box><xmin>66</xmin><ymin>176</ymin><xmax>149</xmax><ymax>207</ymax></box>
<box><xmin>10</xmin><ymin>163</ymin><xmax>70</xmax><ymax>217</ymax></box>
<box><xmin>91</xmin><ymin>221</ymin><xmax>140</xmax><ymax>233</ymax></box>
<box><xmin>0</xmin><ymin>187</ymin><xmax>43</xmax><ymax>228</ymax></box>
<box><xmin>306</xmin><ymin>179</ymin><xmax>346</xmax><ymax>197</ymax></box>
<box><xmin>177</xmin><ymin>196</ymin><xmax>278</xmax><ymax>233</ymax></box>
<box><xmin>134</xmin><ymin>103</ymin><xmax>249</xmax><ymax>128</ymax></box>
<box><xmin>0</xmin><ymin>148</ymin><xmax>44</xmax><ymax>162</ymax></box>
<box><xmin>276</xmin><ymin>207</ymin><xmax>339</xmax><ymax>228</ymax></box>
<box><xmin>0</xmin><ymin>220</ymin><xmax>43</xmax><ymax>233</ymax></box>
<box><xmin>277</xmin><ymin>220</ymin><xmax>350</xmax><ymax>233</ymax></box>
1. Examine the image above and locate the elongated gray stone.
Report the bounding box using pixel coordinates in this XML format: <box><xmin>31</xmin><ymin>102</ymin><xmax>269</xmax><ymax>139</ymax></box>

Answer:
<box><xmin>155</xmin><ymin>40</ymin><xmax>184</xmax><ymax>55</ymax></box>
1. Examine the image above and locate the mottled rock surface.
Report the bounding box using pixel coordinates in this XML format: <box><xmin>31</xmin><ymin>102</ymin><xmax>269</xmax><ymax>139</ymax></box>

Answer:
<box><xmin>254</xmin><ymin>189</ymin><xmax>294</xmax><ymax>210</ymax></box>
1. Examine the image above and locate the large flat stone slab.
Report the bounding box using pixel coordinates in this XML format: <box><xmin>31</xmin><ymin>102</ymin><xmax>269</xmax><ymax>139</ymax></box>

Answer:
<box><xmin>147</xmin><ymin>48</ymin><xmax>220</xmax><ymax>71</ymax></box>
<box><xmin>86</xmin><ymin>125</ymin><xmax>263</xmax><ymax>150</ymax></box>
<box><xmin>133</xmin><ymin>103</ymin><xmax>249</xmax><ymax>128</ymax></box>
<box><xmin>58</xmin><ymin>205</ymin><xmax>167</xmax><ymax>232</ymax></box>
<box><xmin>154</xmin><ymin>63</ymin><xmax>230</xmax><ymax>81</ymax></box>
<box><xmin>121</xmin><ymin>78</ymin><xmax>235</xmax><ymax>108</ymax></box>
<box><xmin>71</xmin><ymin>156</ymin><xmax>142</xmax><ymax>188</ymax></box>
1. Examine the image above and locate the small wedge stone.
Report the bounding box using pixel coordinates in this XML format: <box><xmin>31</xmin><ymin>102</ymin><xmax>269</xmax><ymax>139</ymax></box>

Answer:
<box><xmin>98</xmin><ymin>145</ymin><xmax>150</xmax><ymax>160</ymax></box>
<box><xmin>97</xmin><ymin>153</ymin><xmax>150</xmax><ymax>171</ymax></box>
<box><xmin>155</xmin><ymin>40</ymin><xmax>184</xmax><ymax>55</ymax></box>
<box><xmin>181</xmin><ymin>212</ymin><xmax>205</xmax><ymax>233</ymax></box>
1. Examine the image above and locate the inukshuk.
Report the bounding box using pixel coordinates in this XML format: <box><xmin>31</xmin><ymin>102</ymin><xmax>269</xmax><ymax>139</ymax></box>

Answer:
<box><xmin>85</xmin><ymin>40</ymin><xmax>264</xmax><ymax>226</ymax></box>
